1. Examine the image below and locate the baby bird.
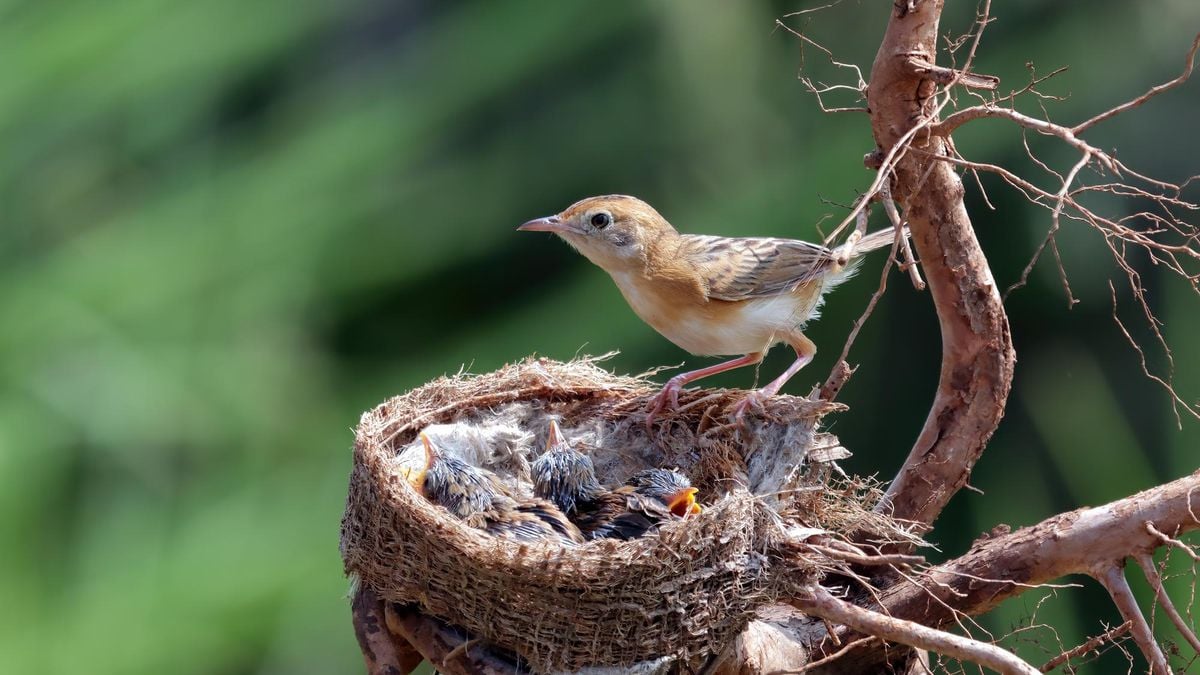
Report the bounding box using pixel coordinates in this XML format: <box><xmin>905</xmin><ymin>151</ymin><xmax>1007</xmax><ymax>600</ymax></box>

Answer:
<box><xmin>401</xmin><ymin>433</ymin><xmax>583</xmax><ymax>545</ymax></box>
<box><xmin>531</xmin><ymin>420</ymin><xmax>701</xmax><ymax>541</ymax></box>
<box><xmin>518</xmin><ymin>195</ymin><xmax>901</xmax><ymax>424</ymax></box>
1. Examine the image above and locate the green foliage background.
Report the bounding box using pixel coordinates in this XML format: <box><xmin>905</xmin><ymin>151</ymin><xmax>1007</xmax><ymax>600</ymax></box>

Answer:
<box><xmin>2</xmin><ymin>1</ymin><xmax>1197</xmax><ymax>673</ymax></box>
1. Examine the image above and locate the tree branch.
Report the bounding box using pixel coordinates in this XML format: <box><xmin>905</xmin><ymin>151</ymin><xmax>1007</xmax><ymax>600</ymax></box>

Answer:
<box><xmin>351</xmin><ymin>586</ymin><xmax>424</xmax><ymax>675</ymax></box>
<box><xmin>1135</xmin><ymin>552</ymin><xmax>1200</xmax><ymax>656</ymax></box>
<box><xmin>818</xmin><ymin>471</ymin><xmax>1200</xmax><ymax>673</ymax></box>
<box><xmin>1093</xmin><ymin>564</ymin><xmax>1172</xmax><ymax>675</ymax></box>
<box><xmin>384</xmin><ymin>603</ymin><xmax>529</xmax><ymax>675</ymax></box>
<box><xmin>792</xmin><ymin>586</ymin><xmax>1039</xmax><ymax>675</ymax></box>
<box><xmin>866</xmin><ymin>0</ymin><xmax>1015</xmax><ymax>533</ymax></box>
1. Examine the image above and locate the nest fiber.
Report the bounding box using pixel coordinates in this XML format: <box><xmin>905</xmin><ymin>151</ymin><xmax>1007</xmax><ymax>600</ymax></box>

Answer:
<box><xmin>341</xmin><ymin>356</ymin><xmax>851</xmax><ymax>672</ymax></box>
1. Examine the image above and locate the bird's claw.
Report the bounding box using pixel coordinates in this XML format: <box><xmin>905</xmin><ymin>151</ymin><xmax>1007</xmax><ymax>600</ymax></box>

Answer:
<box><xmin>645</xmin><ymin>380</ymin><xmax>684</xmax><ymax>431</ymax></box>
<box><xmin>732</xmin><ymin>391</ymin><xmax>767</xmax><ymax>428</ymax></box>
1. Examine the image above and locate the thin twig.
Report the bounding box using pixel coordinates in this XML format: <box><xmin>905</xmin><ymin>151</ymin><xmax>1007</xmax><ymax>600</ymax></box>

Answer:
<box><xmin>774</xmin><ymin>636</ymin><xmax>880</xmax><ymax>674</ymax></box>
<box><xmin>880</xmin><ymin>181</ymin><xmax>926</xmax><ymax>290</ymax></box>
<box><xmin>1146</xmin><ymin>521</ymin><xmax>1200</xmax><ymax>562</ymax></box>
<box><xmin>793</xmin><ymin>586</ymin><xmax>1040</xmax><ymax>675</ymax></box>
<box><xmin>1093</xmin><ymin>563</ymin><xmax>1172</xmax><ymax>675</ymax></box>
<box><xmin>1073</xmin><ymin>33</ymin><xmax>1200</xmax><ymax>134</ymax></box>
<box><xmin>1135</xmin><ymin>552</ymin><xmax>1200</xmax><ymax>655</ymax></box>
<box><xmin>1038</xmin><ymin>621</ymin><xmax>1131</xmax><ymax>672</ymax></box>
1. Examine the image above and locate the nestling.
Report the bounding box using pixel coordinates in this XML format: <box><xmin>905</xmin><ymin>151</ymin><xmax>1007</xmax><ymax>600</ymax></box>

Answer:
<box><xmin>518</xmin><ymin>195</ymin><xmax>901</xmax><ymax>424</ymax></box>
<box><xmin>400</xmin><ymin>433</ymin><xmax>584</xmax><ymax>545</ymax></box>
<box><xmin>531</xmin><ymin>420</ymin><xmax>701</xmax><ymax>540</ymax></box>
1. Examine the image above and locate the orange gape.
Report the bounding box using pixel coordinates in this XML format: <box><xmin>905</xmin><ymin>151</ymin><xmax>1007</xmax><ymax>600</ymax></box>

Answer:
<box><xmin>518</xmin><ymin>195</ymin><xmax>901</xmax><ymax>426</ymax></box>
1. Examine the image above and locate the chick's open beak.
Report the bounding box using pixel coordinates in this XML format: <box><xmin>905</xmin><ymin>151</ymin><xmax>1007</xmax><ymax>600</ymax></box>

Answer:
<box><xmin>666</xmin><ymin>487</ymin><xmax>701</xmax><ymax>517</ymax></box>
<box><xmin>517</xmin><ymin>215</ymin><xmax>582</xmax><ymax>235</ymax></box>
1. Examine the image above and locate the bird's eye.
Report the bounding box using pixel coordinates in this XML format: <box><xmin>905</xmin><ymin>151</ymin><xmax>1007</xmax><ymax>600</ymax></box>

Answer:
<box><xmin>590</xmin><ymin>212</ymin><xmax>611</xmax><ymax>229</ymax></box>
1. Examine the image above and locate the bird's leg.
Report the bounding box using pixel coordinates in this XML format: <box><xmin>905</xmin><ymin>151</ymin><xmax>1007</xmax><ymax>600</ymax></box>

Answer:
<box><xmin>646</xmin><ymin>352</ymin><xmax>764</xmax><ymax>429</ymax></box>
<box><xmin>733</xmin><ymin>334</ymin><xmax>817</xmax><ymax>425</ymax></box>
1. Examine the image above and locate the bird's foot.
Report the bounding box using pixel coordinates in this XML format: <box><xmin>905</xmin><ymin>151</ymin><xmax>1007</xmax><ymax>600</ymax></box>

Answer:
<box><xmin>732</xmin><ymin>390</ymin><xmax>769</xmax><ymax>428</ymax></box>
<box><xmin>645</xmin><ymin>379</ymin><xmax>685</xmax><ymax>431</ymax></box>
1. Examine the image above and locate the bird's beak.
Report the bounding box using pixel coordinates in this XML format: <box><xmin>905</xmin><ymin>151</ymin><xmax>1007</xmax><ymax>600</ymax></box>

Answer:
<box><xmin>546</xmin><ymin>419</ymin><xmax>564</xmax><ymax>451</ymax></box>
<box><xmin>517</xmin><ymin>215</ymin><xmax>582</xmax><ymax>235</ymax></box>
<box><xmin>420</xmin><ymin>433</ymin><xmax>438</xmax><ymax>466</ymax></box>
<box><xmin>666</xmin><ymin>487</ymin><xmax>701</xmax><ymax>517</ymax></box>
<box><xmin>399</xmin><ymin>433</ymin><xmax>437</xmax><ymax>490</ymax></box>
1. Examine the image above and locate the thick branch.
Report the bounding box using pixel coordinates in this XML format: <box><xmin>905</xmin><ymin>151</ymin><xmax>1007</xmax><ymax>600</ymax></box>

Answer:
<box><xmin>867</xmin><ymin>0</ymin><xmax>1015</xmax><ymax>532</ymax></box>
<box><xmin>351</xmin><ymin>586</ymin><xmax>424</xmax><ymax>675</ymax></box>
<box><xmin>819</xmin><ymin>471</ymin><xmax>1200</xmax><ymax>673</ymax></box>
<box><xmin>384</xmin><ymin>603</ymin><xmax>527</xmax><ymax>675</ymax></box>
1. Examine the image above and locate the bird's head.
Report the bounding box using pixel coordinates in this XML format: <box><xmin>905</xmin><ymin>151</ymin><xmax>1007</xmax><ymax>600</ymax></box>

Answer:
<box><xmin>530</xmin><ymin>420</ymin><xmax>603</xmax><ymax>513</ymax></box>
<box><xmin>400</xmin><ymin>433</ymin><xmax>498</xmax><ymax>519</ymax></box>
<box><xmin>628</xmin><ymin>468</ymin><xmax>703</xmax><ymax>517</ymax></box>
<box><xmin>517</xmin><ymin>195</ymin><xmax>676</xmax><ymax>273</ymax></box>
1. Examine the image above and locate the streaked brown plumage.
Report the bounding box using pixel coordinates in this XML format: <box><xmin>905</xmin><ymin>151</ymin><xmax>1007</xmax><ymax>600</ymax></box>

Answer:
<box><xmin>518</xmin><ymin>195</ymin><xmax>901</xmax><ymax>424</ymax></box>
<box><xmin>401</xmin><ymin>433</ymin><xmax>584</xmax><ymax>545</ymax></box>
<box><xmin>531</xmin><ymin>421</ymin><xmax>701</xmax><ymax>540</ymax></box>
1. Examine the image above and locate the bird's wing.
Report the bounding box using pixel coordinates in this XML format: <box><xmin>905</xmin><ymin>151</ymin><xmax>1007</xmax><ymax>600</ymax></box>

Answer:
<box><xmin>679</xmin><ymin>234</ymin><xmax>836</xmax><ymax>301</ymax></box>
<box><xmin>589</xmin><ymin>511</ymin><xmax>656</xmax><ymax>541</ymax></box>
<box><xmin>587</xmin><ymin>489</ymin><xmax>674</xmax><ymax>541</ymax></box>
<box><xmin>516</xmin><ymin>498</ymin><xmax>585</xmax><ymax>544</ymax></box>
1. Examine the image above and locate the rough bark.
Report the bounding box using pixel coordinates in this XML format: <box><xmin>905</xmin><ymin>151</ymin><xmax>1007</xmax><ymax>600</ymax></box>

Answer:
<box><xmin>867</xmin><ymin>0</ymin><xmax>1015</xmax><ymax>534</ymax></box>
<box><xmin>352</xmin><ymin>586</ymin><xmax>424</xmax><ymax>675</ymax></box>
<box><xmin>810</xmin><ymin>470</ymin><xmax>1200</xmax><ymax>673</ymax></box>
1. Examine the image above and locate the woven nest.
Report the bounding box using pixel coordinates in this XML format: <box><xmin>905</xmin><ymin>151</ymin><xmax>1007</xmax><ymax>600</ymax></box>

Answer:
<box><xmin>341</xmin><ymin>356</ymin><xmax>899</xmax><ymax>672</ymax></box>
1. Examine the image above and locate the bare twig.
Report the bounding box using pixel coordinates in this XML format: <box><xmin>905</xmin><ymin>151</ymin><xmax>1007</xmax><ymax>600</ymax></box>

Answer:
<box><xmin>1136</xmin><ymin>552</ymin><xmax>1200</xmax><ymax>655</ymax></box>
<box><xmin>879</xmin><ymin>182</ymin><xmax>926</xmax><ymax>290</ymax></box>
<box><xmin>821</xmin><ymin>205</ymin><xmax>902</xmax><ymax>388</ymax></box>
<box><xmin>1038</xmin><ymin>621</ymin><xmax>1131</xmax><ymax>673</ymax></box>
<box><xmin>1073</xmin><ymin>33</ymin><xmax>1200</xmax><ymax>134</ymax></box>
<box><xmin>792</xmin><ymin>586</ymin><xmax>1040</xmax><ymax>675</ymax></box>
<box><xmin>782</xmin><ymin>636</ymin><xmax>880</xmax><ymax>674</ymax></box>
<box><xmin>1146</xmin><ymin>521</ymin><xmax>1200</xmax><ymax>562</ymax></box>
<box><xmin>816</xmin><ymin>360</ymin><xmax>854</xmax><ymax>403</ymax></box>
<box><xmin>804</xmin><ymin>542</ymin><xmax>924</xmax><ymax>567</ymax></box>
<box><xmin>904</xmin><ymin>56</ymin><xmax>999</xmax><ymax>90</ymax></box>
<box><xmin>932</xmin><ymin>106</ymin><xmax>1117</xmax><ymax>172</ymax></box>
<box><xmin>1093</xmin><ymin>564</ymin><xmax>1172</xmax><ymax>675</ymax></box>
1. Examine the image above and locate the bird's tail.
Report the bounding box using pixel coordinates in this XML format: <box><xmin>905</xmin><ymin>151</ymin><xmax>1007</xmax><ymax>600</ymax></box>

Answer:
<box><xmin>851</xmin><ymin>225</ymin><xmax>910</xmax><ymax>256</ymax></box>
<box><xmin>825</xmin><ymin>224</ymin><xmax>909</xmax><ymax>278</ymax></box>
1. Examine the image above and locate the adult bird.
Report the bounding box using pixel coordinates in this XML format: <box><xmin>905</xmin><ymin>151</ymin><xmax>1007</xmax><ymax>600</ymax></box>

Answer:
<box><xmin>518</xmin><ymin>195</ymin><xmax>901</xmax><ymax>424</ymax></box>
<box><xmin>400</xmin><ymin>433</ymin><xmax>584</xmax><ymax>545</ymax></box>
<box><xmin>531</xmin><ymin>420</ymin><xmax>701</xmax><ymax>540</ymax></box>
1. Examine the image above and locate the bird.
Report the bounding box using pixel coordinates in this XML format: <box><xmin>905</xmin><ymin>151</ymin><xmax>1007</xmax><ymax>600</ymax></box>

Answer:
<box><xmin>517</xmin><ymin>195</ymin><xmax>901</xmax><ymax>425</ymax></box>
<box><xmin>531</xmin><ymin>420</ymin><xmax>701</xmax><ymax>540</ymax></box>
<box><xmin>399</xmin><ymin>433</ymin><xmax>584</xmax><ymax>545</ymax></box>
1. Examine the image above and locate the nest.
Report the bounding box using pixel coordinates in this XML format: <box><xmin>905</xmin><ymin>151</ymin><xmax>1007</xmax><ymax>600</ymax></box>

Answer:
<box><xmin>340</xmin><ymin>356</ymin><xmax>899</xmax><ymax>673</ymax></box>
